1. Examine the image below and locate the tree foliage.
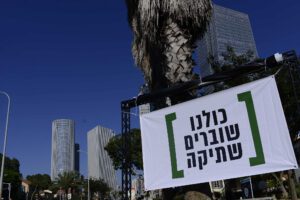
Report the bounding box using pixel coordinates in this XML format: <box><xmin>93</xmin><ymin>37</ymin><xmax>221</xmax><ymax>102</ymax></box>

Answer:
<box><xmin>105</xmin><ymin>129</ymin><xmax>143</xmax><ymax>172</ymax></box>
<box><xmin>0</xmin><ymin>154</ymin><xmax>20</xmax><ymax>173</ymax></box>
<box><xmin>0</xmin><ymin>154</ymin><xmax>22</xmax><ymax>199</ymax></box>
<box><xmin>275</xmin><ymin>61</ymin><xmax>300</xmax><ymax>138</ymax></box>
<box><xmin>55</xmin><ymin>171</ymin><xmax>81</xmax><ymax>191</ymax></box>
<box><xmin>89</xmin><ymin>178</ymin><xmax>111</xmax><ymax>198</ymax></box>
<box><xmin>3</xmin><ymin>169</ymin><xmax>21</xmax><ymax>197</ymax></box>
<box><xmin>209</xmin><ymin>46</ymin><xmax>255</xmax><ymax>70</ymax></box>
<box><xmin>27</xmin><ymin>174</ymin><xmax>52</xmax><ymax>190</ymax></box>
<box><xmin>207</xmin><ymin>46</ymin><xmax>257</xmax><ymax>90</ymax></box>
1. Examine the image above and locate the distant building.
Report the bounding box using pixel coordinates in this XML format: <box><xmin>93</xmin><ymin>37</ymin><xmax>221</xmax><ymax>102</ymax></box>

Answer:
<box><xmin>131</xmin><ymin>176</ymin><xmax>144</xmax><ymax>200</ymax></box>
<box><xmin>199</xmin><ymin>4</ymin><xmax>258</xmax><ymax>77</ymax></box>
<box><xmin>21</xmin><ymin>180</ymin><xmax>31</xmax><ymax>194</ymax></box>
<box><xmin>87</xmin><ymin>126</ymin><xmax>117</xmax><ymax>190</ymax></box>
<box><xmin>75</xmin><ymin>143</ymin><xmax>80</xmax><ymax>174</ymax></box>
<box><xmin>131</xmin><ymin>176</ymin><xmax>162</xmax><ymax>200</ymax></box>
<box><xmin>51</xmin><ymin>119</ymin><xmax>75</xmax><ymax>181</ymax></box>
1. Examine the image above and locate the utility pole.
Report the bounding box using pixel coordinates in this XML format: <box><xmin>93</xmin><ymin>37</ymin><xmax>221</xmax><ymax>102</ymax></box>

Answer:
<box><xmin>288</xmin><ymin>170</ymin><xmax>298</xmax><ymax>200</ymax></box>
<box><xmin>0</xmin><ymin>91</ymin><xmax>10</xmax><ymax>199</ymax></box>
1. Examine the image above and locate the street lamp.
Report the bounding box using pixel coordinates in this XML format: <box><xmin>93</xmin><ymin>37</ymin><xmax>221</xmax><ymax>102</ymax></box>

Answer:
<box><xmin>77</xmin><ymin>150</ymin><xmax>90</xmax><ymax>200</ymax></box>
<box><xmin>0</xmin><ymin>91</ymin><xmax>10</xmax><ymax>199</ymax></box>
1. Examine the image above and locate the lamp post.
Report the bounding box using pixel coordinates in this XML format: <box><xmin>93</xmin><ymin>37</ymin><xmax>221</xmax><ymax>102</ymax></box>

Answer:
<box><xmin>0</xmin><ymin>91</ymin><xmax>10</xmax><ymax>199</ymax></box>
<box><xmin>77</xmin><ymin>150</ymin><xmax>90</xmax><ymax>200</ymax></box>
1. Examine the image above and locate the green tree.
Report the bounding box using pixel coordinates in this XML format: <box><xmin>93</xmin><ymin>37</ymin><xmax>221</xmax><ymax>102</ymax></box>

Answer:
<box><xmin>0</xmin><ymin>154</ymin><xmax>21</xmax><ymax>173</ymax></box>
<box><xmin>9</xmin><ymin>158</ymin><xmax>20</xmax><ymax>173</ymax></box>
<box><xmin>0</xmin><ymin>154</ymin><xmax>22</xmax><ymax>199</ymax></box>
<box><xmin>207</xmin><ymin>46</ymin><xmax>257</xmax><ymax>91</ymax></box>
<box><xmin>55</xmin><ymin>171</ymin><xmax>81</xmax><ymax>191</ymax></box>
<box><xmin>27</xmin><ymin>174</ymin><xmax>52</xmax><ymax>190</ymax></box>
<box><xmin>3</xmin><ymin>169</ymin><xmax>22</xmax><ymax>199</ymax></box>
<box><xmin>105</xmin><ymin>129</ymin><xmax>142</xmax><ymax>172</ymax></box>
<box><xmin>89</xmin><ymin>178</ymin><xmax>111</xmax><ymax>199</ymax></box>
<box><xmin>275</xmin><ymin>65</ymin><xmax>300</xmax><ymax>138</ymax></box>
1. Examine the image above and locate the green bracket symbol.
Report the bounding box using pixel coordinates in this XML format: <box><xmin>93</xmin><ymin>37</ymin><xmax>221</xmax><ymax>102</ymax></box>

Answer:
<box><xmin>165</xmin><ymin>113</ymin><xmax>184</xmax><ymax>179</ymax></box>
<box><xmin>238</xmin><ymin>91</ymin><xmax>265</xmax><ymax>166</ymax></box>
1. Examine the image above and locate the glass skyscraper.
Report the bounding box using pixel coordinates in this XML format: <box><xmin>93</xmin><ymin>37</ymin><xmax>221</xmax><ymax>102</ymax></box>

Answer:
<box><xmin>199</xmin><ymin>4</ymin><xmax>258</xmax><ymax>76</ymax></box>
<box><xmin>88</xmin><ymin>126</ymin><xmax>117</xmax><ymax>190</ymax></box>
<box><xmin>51</xmin><ymin>119</ymin><xmax>75</xmax><ymax>181</ymax></box>
<box><xmin>75</xmin><ymin>143</ymin><xmax>80</xmax><ymax>173</ymax></box>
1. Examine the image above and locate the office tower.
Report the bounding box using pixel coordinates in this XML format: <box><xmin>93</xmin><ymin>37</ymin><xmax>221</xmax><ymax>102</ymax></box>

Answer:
<box><xmin>87</xmin><ymin>126</ymin><xmax>117</xmax><ymax>190</ymax></box>
<box><xmin>75</xmin><ymin>143</ymin><xmax>80</xmax><ymax>173</ymax></box>
<box><xmin>51</xmin><ymin>119</ymin><xmax>75</xmax><ymax>181</ymax></box>
<box><xmin>199</xmin><ymin>4</ymin><xmax>258</xmax><ymax>76</ymax></box>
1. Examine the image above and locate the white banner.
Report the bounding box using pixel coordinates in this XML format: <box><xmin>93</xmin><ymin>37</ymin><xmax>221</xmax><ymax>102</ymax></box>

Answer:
<box><xmin>140</xmin><ymin>76</ymin><xmax>298</xmax><ymax>191</ymax></box>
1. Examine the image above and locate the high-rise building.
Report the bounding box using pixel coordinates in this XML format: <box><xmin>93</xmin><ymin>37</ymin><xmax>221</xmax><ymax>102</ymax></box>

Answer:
<box><xmin>51</xmin><ymin>119</ymin><xmax>75</xmax><ymax>181</ymax></box>
<box><xmin>199</xmin><ymin>4</ymin><xmax>258</xmax><ymax>76</ymax></box>
<box><xmin>75</xmin><ymin>143</ymin><xmax>80</xmax><ymax>173</ymax></box>
<box><xmin>87</xmin><ymin>126</ymin><xmax>117</xmax><ymax>190</ymax></box>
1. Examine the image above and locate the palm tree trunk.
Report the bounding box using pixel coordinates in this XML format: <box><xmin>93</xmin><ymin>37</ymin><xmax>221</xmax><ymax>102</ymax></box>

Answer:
<box><xmin>30</xmin><ymin>186</ymin><xmax>37</xmax><ymax>200</ymax></box>
<box><xmin>159</xmin><ymin>19</ymin><xmax>212</xmax><ymax>200</ymax></box>
<box><xmin>164</xmin><ymin>19</ymin><xmax>193</xmax><ymax>84</ymax></box>
<box><xmin>126</xmin><ymin>1</ymin><xmax>213</xmax><ymax>199</ymax></box>
<box><xmin>272</xmin><ymin>172</ymin><xmax>288</xmax><ymax>198</ymax></box>
<box><xmin>288</xmin><ymin>170</ymin><xmax>298</xmax><ymax>200</ymax></box>
<box><xmin>148</xmin><ymin>40</ymin><xmax>169</xmax><ymax>109</ymax></box>
<box><xmin>162</xmin><ymin>19</ymin><xmax>197</xmax><ymax>104</ymax></box>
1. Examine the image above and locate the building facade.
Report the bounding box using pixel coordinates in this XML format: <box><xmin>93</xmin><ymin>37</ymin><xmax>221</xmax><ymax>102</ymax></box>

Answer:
<box><xmin>87</xmin><ymin>126</ymin><xmax>117</xmax><ymax>190</ymax></box>
<box><xmin>131</xmin><ymin>176</ymin><xmax>162</xmax><ymax>200</ymax></box>
<box><xmin>131</xmin><ymin>176</ymin><xmax>144</xmax><ymax>200</ymax></box>
<box><xmin>199</xmin><ymin>4</ymin><xmax>258</xmax><ymax>76</ymax></box>
<box><xmin>75</xmin><ymin>143</ymin><xmax>80</xmax><ymax>174</ymax></box>
<box><xmin>51</xmin><ymin>119</ymin><xmax>75</xmax><ymax>180</ymax></box>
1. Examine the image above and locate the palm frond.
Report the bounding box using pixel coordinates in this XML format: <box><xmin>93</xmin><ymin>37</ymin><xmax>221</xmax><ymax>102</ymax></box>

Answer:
<box><xmin>126</xmin><ymin>0</ymin><xmax>212</xmax><ymax>89</ymax></box>
<box><xmin>137</xmin><ymin>0</ymin><xmax>212</xmax><ymax>42</ymax></box>
<box><xmin>131</xmin><ymin>18</ymin><xmax>152</xmax><ymax>83</ymax></box>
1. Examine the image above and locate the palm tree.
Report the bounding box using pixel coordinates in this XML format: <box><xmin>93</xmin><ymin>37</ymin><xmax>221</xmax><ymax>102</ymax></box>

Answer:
<box><xmin>126</xmin><ymin>0</ymin><xmax>212</xmax><ymax>103</ymax></box>
<box><xmin>125</xmin><ymin>0</ymin><xmax>213</xmax><ymax>199</ymax></box>
<box><xmin>89</xmin><ymin>178</ymin><xmax>111</xmax><ymax>199</ymax></box>
<box><xmin>55</xmin><ymin>171</ymin><xmax>81</xmax><ymax>194</ymax></box>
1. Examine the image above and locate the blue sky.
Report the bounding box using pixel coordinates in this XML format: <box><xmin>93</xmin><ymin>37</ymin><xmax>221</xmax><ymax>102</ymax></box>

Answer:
<box><xmin>0</xmin><ymin>0</ymin><xmax>299</xmax><ymax>179</ymax></box>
